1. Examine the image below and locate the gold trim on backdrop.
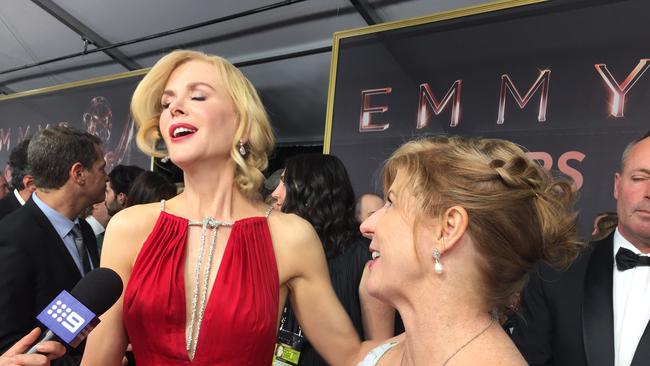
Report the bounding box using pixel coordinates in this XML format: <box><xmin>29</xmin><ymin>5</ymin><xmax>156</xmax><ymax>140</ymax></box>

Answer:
<box><xmin>322</xmin><ymin>32</ymin><xmax>341</xmax><ymax>154</ymax></box>
<box><xmin>0</xmin><ymin>66</ymin><xmax>155</xmax><ymax>171</ymax></box>
<box><xmin>0</xmin><ymin>67</ymin><xmax>151</xmax><ymax>102</ymax></box>
<box><xmin>322</xmin><ymin>0</ymin><xmax>546</xmax><ymax>154</ymax></box>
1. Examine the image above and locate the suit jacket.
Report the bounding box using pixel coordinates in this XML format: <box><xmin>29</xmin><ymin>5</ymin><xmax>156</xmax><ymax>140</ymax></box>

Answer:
<box><xmin>511</xmin><ymin>233</ymin><xmax>650</xmax><ymax>366</ymax></box>
<box><xmin>0</xmin><ymin>192</ymin><xmax>21</xmax><ymax>221</ymax></box>
<box><xmin>0</xmin><ymin>199</ymin><xmax>99</xmax><ymax>364</ymax></box>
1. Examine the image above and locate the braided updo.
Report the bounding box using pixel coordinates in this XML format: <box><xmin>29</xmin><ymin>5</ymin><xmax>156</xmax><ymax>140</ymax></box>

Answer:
<box><xmin>383</xmin><ymin>135</ymin><xmax>583</xmax><ymax>311</ymax></box>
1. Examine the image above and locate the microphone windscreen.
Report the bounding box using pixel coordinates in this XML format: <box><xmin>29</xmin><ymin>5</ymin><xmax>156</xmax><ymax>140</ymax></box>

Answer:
<box><xmin>70</xmin><ymin>267</ymin><xmax>123</xmax><ymax>316</ymax></box>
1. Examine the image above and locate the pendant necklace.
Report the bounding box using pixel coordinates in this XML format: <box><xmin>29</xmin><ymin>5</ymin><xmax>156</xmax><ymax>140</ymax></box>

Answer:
<box><xmin>186</xmin><ymin>217</ymin><xmax>233</xmax><ymax>360</ymax></box>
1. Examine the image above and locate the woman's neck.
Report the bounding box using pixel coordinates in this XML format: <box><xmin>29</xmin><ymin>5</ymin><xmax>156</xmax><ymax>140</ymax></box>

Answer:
<box><xmin>395</xmin><ymin>292</ymin><xmax>494</xmax><ymax>366</ymax></box>
<box><xmin>177</xmin><ymin>160</ymin><xmax>254</xmax><ymax>220</ymax></box>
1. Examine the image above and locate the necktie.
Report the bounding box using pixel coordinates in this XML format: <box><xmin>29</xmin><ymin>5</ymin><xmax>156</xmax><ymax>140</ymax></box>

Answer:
<box><xmin>71</xmin><ymin>224</ymin><xmax>91</xmax><ymax>274</ymax></box>
<box><xmin>615</xmin><ymin>247</ymin><xmax>650</xmax><ymax>271</ymax></box>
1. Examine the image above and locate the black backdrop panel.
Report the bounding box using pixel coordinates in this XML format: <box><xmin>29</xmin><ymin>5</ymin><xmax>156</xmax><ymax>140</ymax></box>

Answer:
<box><xmin>0</xmin><ymin>73</ymin><xmax>150</xmax><ymax>172</ymax></box>
<box><xmin>327</xmin><ymin>0</ymin><xmax>650</xmax><ymax>235</ymax></box>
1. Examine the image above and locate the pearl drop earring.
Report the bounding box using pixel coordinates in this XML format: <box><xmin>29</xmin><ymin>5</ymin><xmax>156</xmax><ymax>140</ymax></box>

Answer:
<box><xmin>432</xmin><ymin>248</ymin><xmax>444</xmax><ymax>274</ymax></box>
<box><xmin>238</xmin><ymin>140</ymin><xmax>246</xmax><ymax>156</ymax></box>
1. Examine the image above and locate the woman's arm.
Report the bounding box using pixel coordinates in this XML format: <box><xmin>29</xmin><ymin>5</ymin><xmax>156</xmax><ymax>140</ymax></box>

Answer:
<box><xmin>272</xmin><ymin>214</ymin><xmax>364</xmax><ymax>365</ymax></box>
<box><xmin>81</xmin><ymin>205</ymin><xmax>153</xmax><ymax>366</ymax></box>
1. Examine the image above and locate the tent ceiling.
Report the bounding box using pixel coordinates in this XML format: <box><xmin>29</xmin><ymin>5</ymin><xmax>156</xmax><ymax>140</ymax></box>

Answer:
<box><xmin>0</xmin><ymin>0</ymin><xmax>488</xmax><ymax>145</ymax></box>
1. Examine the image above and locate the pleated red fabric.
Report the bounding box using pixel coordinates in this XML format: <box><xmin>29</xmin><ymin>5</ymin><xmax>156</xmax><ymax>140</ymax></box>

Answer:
<box><xmin>123</xmin><ymin>211</ymin><xmax>279</xmax><ymax>365</ymax></box>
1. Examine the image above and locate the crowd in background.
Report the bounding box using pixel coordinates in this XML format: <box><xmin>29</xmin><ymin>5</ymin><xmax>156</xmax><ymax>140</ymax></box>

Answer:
<box><xmin>0</xmin><ymin>48</ymin><xmax>647</xmax><ymax>366</ymax></box>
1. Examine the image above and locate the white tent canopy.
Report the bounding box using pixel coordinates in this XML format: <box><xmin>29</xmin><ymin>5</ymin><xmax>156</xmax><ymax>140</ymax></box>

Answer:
<box><xmin>0</xmin><ymin>0</ymin><xmax>487</xmax><ymax>145</ymax></box>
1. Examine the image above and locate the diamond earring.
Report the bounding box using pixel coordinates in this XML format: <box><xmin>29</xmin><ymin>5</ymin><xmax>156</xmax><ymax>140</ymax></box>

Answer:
<box><xmin>238</xmin><ymin>140</ymin><xmax>246</xmax><ymax>156</ymax></box>
<box><xmin>433</xmin><ymin>248</ymin><xmax>443</xmax><ymax>274</ymax></box>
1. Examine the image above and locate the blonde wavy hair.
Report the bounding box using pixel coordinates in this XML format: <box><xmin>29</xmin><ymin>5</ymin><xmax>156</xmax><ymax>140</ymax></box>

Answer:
<box><xmin>384</xmin><ymin>135</ymin><xmax>583</xmax><ymax>311</ymax></box>
<box><xmin>131</xmin><ymin>50</ymin><xmax>275</xmax><ymax>199</ymax></box>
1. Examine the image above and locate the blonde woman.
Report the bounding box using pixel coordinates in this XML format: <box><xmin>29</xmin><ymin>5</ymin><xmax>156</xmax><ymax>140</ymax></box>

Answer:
<box><xmin>81</xmin><ymin>50</ymin><xmax>361</xmax><ymax>365</ymax></box>
<box><xmin>356</xmin><ymin>136</ymin><xmax>583</xmax><ymax>365</ymax></box>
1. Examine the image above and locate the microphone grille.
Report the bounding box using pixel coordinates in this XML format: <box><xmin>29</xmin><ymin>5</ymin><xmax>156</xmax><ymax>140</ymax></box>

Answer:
<box><xmin>70</xmin><ymin>267</ymin><xmax>123</xmax><ymax>316</ymax></box>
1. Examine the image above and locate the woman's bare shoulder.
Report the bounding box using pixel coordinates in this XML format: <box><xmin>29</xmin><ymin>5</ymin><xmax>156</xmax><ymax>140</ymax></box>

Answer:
<box><xmin>107</xmin><ymin>202</ymin><xmax>162</xmax><ymax>235</ymax></box>
<box><xmin>102</xmin><ymin>202</ymin><xmax>162</xmax><ymax>262</ymax></box>
<box><xmin>265</xmin><ymin>211</ymin><xmax>325</xmax><ymax>282</ymax></box>
<box><xmin>266</xmin><ymin>211</ymin><xmax>319</xmax><ymax>248</ymax></box>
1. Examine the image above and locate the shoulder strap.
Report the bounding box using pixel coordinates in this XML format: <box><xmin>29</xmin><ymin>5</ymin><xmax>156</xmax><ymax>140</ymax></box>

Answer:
<box><xmin>264</xmin><ymin>205</ymin><xmax>273</xmax><ymax>218</ymax></box>
<box><xmin>357</xmin><ymin>341</ymin><xmax>399</xmax><ymax>366</ymax></box>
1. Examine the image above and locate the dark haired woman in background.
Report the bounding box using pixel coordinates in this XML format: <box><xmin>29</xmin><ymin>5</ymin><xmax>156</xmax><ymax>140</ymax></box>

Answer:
<box><xmin>271</xmin><ymin>154</ymin><xmax>371</xmax><ymax>365</ymax></box>
<box><xmin>125</xmin><ymin>171</ymin><xmax>177</xmax><ymax>207</ymax></box>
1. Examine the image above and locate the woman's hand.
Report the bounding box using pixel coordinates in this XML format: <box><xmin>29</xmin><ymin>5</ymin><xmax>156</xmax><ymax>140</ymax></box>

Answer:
<box><xmin>0</xmin><ymin>328</ymin><xmax>66</xmax><ymax>366</ymax></box>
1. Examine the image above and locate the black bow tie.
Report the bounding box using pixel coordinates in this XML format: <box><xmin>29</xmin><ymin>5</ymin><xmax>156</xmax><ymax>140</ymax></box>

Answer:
<box><xmin>615</xmin><ymin>247</ymin><xmax>650</xmax><ymax>271</ymax></box>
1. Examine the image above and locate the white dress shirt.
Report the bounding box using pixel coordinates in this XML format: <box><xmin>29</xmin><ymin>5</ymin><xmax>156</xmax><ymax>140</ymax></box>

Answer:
<box><xmin>13</xmin><ymin>189</ymin><xmax>25</xmax><ymax>205</ymax></box>
<box><xmin>84</xmin><ymin>215</ymin><xmax>105</xmax><ymax>236</ymax></box>
<box><xmin>613</xmin><ymin>228</ymin><xmax>650</xmax><ymax>366</ymax></box>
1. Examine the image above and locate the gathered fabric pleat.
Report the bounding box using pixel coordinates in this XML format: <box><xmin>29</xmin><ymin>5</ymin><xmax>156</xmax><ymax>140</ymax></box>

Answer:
<box><xmin>123</xmin><ymin>212</ymin><xmax>279</xmax><ymax>365</ymax></box>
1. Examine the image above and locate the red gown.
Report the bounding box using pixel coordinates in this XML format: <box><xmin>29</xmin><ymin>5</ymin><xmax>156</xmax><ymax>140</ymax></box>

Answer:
<box><xmin>123</xmin><ymin>207</ymin><xmax>278</xmax><ymax>365</ymax></box>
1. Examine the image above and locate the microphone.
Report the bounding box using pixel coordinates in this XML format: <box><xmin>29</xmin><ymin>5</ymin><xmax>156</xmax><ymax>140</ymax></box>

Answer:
<box><xmin>26</xmin><ymin>267</ymin><xmax>122</xmax><ymax>354</ymax></box>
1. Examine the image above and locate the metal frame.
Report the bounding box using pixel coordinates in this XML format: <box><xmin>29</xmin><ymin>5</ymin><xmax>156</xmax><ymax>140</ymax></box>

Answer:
<box><xmin>0</xmin><ymin>68</ymin><xmax>148</xmax><ymax>102</ymax></box>
<box><xmin>349</xmin><ymin>0</ymin><xmax>382</xmax><ymax>25</ymax></box>
<box><xmin>0</xmin><ymin>0</ymin><xmax>400</xmax><ymax>93</ymax></box>
<box><xmin>0</xmin><ymin>0</ymin><xmax>307</xmax><ymax>78</ymax></box>
<box><xmin>31</xmin><ymin>0</ymin><xmax>141</xmax><ymax>70</ymax></box>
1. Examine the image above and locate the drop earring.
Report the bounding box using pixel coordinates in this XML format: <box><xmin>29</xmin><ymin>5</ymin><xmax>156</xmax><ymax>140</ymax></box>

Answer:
<box><xmin>238</xmin><ymin>140</ymin><xmax>246</xmax><ymax>156</ymax></box>
<box><xmin>432</xmin><ymin>248</ymin><xmax>443</xmax><ymax>274</ymax></box>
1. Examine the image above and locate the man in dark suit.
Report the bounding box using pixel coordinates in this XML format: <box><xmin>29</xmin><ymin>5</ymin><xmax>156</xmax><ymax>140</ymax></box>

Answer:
<box><xmin>0</xmin><ymin>138</ymin><xmax>36</xmax><ymax>220</ymax></box>
<box><xmin>0</xmin><ymin>126</ymin><xmax>107</xmax><ymax>365</ymax></box>
<box><xmin>511</xmin><ymin>131</ymin><xmax>650</xmax><ymax>366</ymax></box>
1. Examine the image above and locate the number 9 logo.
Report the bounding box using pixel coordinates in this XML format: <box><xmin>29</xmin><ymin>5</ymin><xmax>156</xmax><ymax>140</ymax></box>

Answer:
<box><xmin>62</xmin><ymin>312</ymin><xmax>86</xmax><ymax>333</ymax></box>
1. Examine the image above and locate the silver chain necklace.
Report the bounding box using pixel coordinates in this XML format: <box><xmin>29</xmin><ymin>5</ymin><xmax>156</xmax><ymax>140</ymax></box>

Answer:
<box><xmin>442</xmin><ymin>316</ymin><xmax>495</xmax><ymax>366</ymax></box>
<box><xmin>186</xmin><ymin>217</ymin><xmax>233</xmax><ymax>360</ymax></box>
<box><xmin>401</xmin><ymin>315</ymin><xmax>495</xmax><ymax>366</ymax></box>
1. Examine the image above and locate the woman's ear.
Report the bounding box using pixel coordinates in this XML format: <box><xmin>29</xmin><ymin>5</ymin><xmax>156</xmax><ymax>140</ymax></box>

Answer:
<box><xmin>437</xmin><ymin>205</ymin><xmax>469</xmax><ymax>253</ymax></box>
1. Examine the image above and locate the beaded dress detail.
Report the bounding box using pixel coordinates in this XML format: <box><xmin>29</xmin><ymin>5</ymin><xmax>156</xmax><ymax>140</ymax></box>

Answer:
<box><xmin>123</xmin><ymin>201</ymin><xmax>278</xmax><ymax>365</ymax></box>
